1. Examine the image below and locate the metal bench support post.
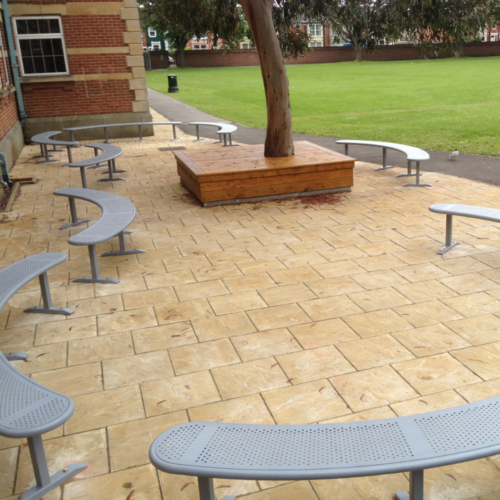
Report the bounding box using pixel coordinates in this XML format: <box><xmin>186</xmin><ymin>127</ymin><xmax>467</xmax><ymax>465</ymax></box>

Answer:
<box><xmin>198</xmin><ymin>477</ymin><xmax>215</xmax><ymax>500</ymax></box>
<box><xmin>59</xmin><ymin>197</ymin><xmax>91</xmax><ymax>230</ymax></box>
<box><xmin>171</xmin><ymin>124</ymin><xmax>180</xmax><ymax>141</ymax></box>
<box><xmin>100</xmin><ymin>159</ymin><xmax>125</xmax><ymax>183</ymax></box>
<box><xmin>101</xmin><ymin>231</ymin><xmax>146</xmax><ymax>257</ymax></box>
<box><xmin>73</xmin><ymin>245</ymin><xmax>119</xmax><ymax>284</ymax></box>
<box><xmin>404</xmin><ymin>161</ymin><xmax>432</xmax><ymax>188</ymax></box>
<box><xmin>397</xmin><ymin>160</ymin><xmax>417</xmax><ymax>178</ymax></box>
<box><xmin>410</xmin><ymin>470</ymin><xmax>424</xmax><ymax>500</ymax></box>
<box><xmin>193</xmin><ymin>124</ymin><xmax>204</xmax><ymax>142</ymax></box>
<box><xmin>344</xmin><ymin>144</ymin><xmax>349</xmax><ymax>156</ymax></box>
<box><xmin>375</xmin><ymin>147</ymin><xmax>395</xmax><ymax>171</ymax></box>
<box><xmin>37</xmin><ymin>144</ymin><xmax>58</xmax><ymax>164</ymax></box>
<box><xmin>80</xmin><ymin>167</ymin><xmax>87</xmax><ymax>189</ymax></box>
<box><xmin>104</xmin><ymin>127</ymin><xmax>109</xmax><ymax>144</ymax></box>
<box><xmin>437</xmin><ymin>214</ymin><xmax>459</xmax><ymax>255</ymax></box>
<box><xmin>24</xmin><ymin>272</ymin><xmax>74</xmax><ymax>315</ymax></box>
<box><xmin>19</xmin><ymin>434</ymin><xmax>88</xmax><ymax>500</ymax></box>
<box><xmin>67</xmin><ymin>145</ymin><xmax>74</xmax><ymax>164</ymax></box>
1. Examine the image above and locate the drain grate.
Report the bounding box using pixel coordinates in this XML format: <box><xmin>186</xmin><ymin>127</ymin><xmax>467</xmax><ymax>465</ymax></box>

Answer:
<box><xmin>158</xmin><ymin>147</ymin><xmax>186</xmax><ymax>152</ymax></box>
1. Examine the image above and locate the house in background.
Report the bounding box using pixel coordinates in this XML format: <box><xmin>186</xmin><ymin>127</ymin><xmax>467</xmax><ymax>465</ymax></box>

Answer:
<box><xmin>145</xmin><ymin>26</ymin><xmax>169</xmax><ymax>51</ymax></box>
<box><xmin>0</xmin><ymin>0</ymin><xmax>151</xmax><ymax>172</ymax></box>
<box><xmin>483</xmin><ymin>23</ymin><xmax>500</xmax><ymax>42</ymax></box>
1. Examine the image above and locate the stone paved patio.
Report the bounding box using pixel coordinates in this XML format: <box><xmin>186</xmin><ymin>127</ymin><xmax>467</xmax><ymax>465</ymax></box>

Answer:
<box><xmin>2</xmin><ymin>109</ymin><xmax>500</xmax><ymax>499</ymax></box>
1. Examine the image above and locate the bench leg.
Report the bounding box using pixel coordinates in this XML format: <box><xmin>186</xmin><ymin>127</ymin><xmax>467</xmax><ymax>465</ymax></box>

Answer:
<box><xmin>394</xmin><ymin>469</ymin><xmax>424</xmax><ymax>500</ymax></box>
<box><xmin>36</xmin><ymin>145</ymin><xmax>58</xmax><ymax>164</ymax></box>
<box><xmin>171</xmin><ymin>124</ymin><xmax>181</xmax><ymax>141</ymax></box>
<box><xmin>99</xmin><ymin>160</ymin><xmax>125</xmax><ymax>182</ymax></box>
<box><xmin>397</xmin><ymin>160</ymin><xmax>417</xmax><ymax>178</ymax></box>
<box><xmin>80</xmin><ymin>167</ymin><xmax>88</xmax><ymax>189</ymax></box>
<box><xmin>198</xmin><ymin>477</ymin><xmax>216</xmax><ymax>500</ymax></box>
<box><xmin>111</xmin><ymin>158</ymin><xmax>126</xmax><ymax>174</ymax></box>
<box><xmin>32</xmin><ymin>144</ymin><xmax>52</xmax><ymax>159</ymax></box>
<box><xmin>73</xmin><ymin>245</ymin><xmax>120</xmax><ymax>284</ymax></box>
<box><xmin>375</xmin><ymin>147</ymin><xmax>395</xmax><ymax>171</ymax></box>
<box><xmin>344</xmin><ymin>144</ymin><xmax>349</xmax><ymax>156</ymax></box>
<box><xmin>60</xmin><ymin>197</ymin><xmax>91</xmax><ymax>230</ymax></box>
<box><xmin>14</xmin><ymin>434</ymin><xmax>88</xmax><ymax>500</ymax></box>
<box><xmin>404</xmin><ymin>162</ymin><xmax>432</xmax><ymax>188</ymax></box>
<box><xmin>24</xmin><ymin>272</ymin><xmax>74</xmax><ymax>315</ymax></box>
<box><xmin>437</xmin><ymin>214</ymin><xmax>459</xmax><ymax>255</ymax></box>
<box><xmin>101</xmin><ymin>231</ymin><xmax>145</xmax><ymax>257</ymax></box>
<box><xmin>193</xmin><ymin>124</ymin><xmax>205</xmax><ymax>142</ymax></box>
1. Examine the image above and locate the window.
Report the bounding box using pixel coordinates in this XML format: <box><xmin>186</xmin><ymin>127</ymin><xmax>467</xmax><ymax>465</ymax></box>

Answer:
<box><xmin>151</xmin><ymin>42</ymin><xmax>161</xmax><ymax>51</ymax></box>
<box><xmin>0</xmin><ymin>33</ymin><xmax>9</xmax><ymax>88</ymax></box>
<box><xmin>310</xmin><ymin>41</ymin><xmax>322</xmax><ymax>47</ymax></box>
<box><xmin>309</xmin><ymin>24</ymin><xmax>322</xmax><ymax>37</ymax></box>
<box><xmin>148</xmin><ymin>28</ymin><xmax>157</xmax><ymax>38</ymax></box>
<box><xmin>13</xmin><ymin>16</ymin><xmax>69</xmax><ymax>76</ymax></box>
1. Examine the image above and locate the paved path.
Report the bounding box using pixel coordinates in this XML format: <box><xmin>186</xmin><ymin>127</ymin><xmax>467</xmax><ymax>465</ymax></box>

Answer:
<box><xmin>148</xmin><ymin>87</ymin><xmax>500</xmax><ymax>186</ymax></box>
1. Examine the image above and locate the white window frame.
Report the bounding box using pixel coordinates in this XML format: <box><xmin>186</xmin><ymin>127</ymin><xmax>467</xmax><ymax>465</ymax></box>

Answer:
<box><xmin>309</xmin><ymin>24</ymin><xmax>322</xmax><ymax>37</ymax></box>
<box><xmin>150</xmin><ymin>41</ymin><xmax>161</xmax><ymax>51</ymax></box>
<box><xmin>0</xmin><ymin>33</ymin><xmax>9</xmax><ymax>88</ymax></box>
<box><xmin>148</xmin><ymin>28</ymin><xmax>157</xmax><ymax>38</ymax></box>
<box><xmin>13</xmin><ymin>16</ymin><xmax>69</xmax><ymax>77</ymax></box>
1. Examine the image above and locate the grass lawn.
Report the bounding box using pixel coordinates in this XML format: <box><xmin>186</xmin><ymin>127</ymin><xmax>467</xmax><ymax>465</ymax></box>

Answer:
<box><xmin>147</xmin><ymin>57</ymin><xmax>500</xmax><ymax>156</ymax></box>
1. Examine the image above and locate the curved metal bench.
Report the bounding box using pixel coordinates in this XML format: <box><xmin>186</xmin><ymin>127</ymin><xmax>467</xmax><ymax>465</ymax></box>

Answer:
<box><xmin>0</xmin><ymin>350</ymin><xmax>87</xmax><ymax>500</ymax></box>
<box><xmin>190</xmin><ymin>122</ymin><xmax>238</xmax><ymax>147</ymax></box>
<box><xmin>54</xmin><ymin>188</ymin><xmax>145</xmax><ymax>284</ymax></box>
<box><xmin>31</xmin><ymin>131</ymin><xmax>79</xmax><ymax>164</ymax></box>
<box><xmin>66</xmin><ymin>143</ymin><xmax>124</xmax><ymax>189</ymax></box>
<box><xmin>63</xmin><ymin>121</ymin><xmax>182</xmax><ymax>143</ymax></box>
<box><xmin>150</xmin><ymin>396</ymin><xmax>500</xmax><ymax>500</ymax></box>
<box><xmin>430</xmin><ymin>203</ymin><xmax>500</xmax><ymax>255</ymax></box>
<box><xmin>336</xmin><ymin>140</ymin><xmax>430</xmax><ymax>187</ymax></box>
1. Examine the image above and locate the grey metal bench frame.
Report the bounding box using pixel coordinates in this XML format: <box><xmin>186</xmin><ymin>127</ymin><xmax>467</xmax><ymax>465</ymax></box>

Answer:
<box><xmin>429</xmin><ymin>203</ymin><xmax>500</xmax><ymax>255</ymax></box>
<box><xmin>63</xmin><ymin>121</ymin><xmax>182</xmax><ymax>143</ymax></box>
<box><xmin>31</xmin><ymin>131</ymin><xmax>79</xmax><ymax>164</ymax></box>
<box><xmin>150</xmin><ymin>395</ymin><xmax>500</xmax><ymax>500</ymax></box>
<box><xmin>336</xmin><ymin>140</ymin><xmax>431</xmax><ymax>187</ymax></box>
<box><xmin>0</xmin><ymin>350</ymin><xmax>87</xmax><ymax>500</ymax></box>
<box><xmin>65</xmin><ymin>143</ymin><xmax>124</xmax><ymax>188</ymax></box>
<box><xmin>54</xmin><ymin>188</ymin><xmax>145</xmax><ymax>284</ymax></box>
<box><xmin>189</xmin><ymin>122</ymin><xmax>238</xmax><ymax>147</ymax></box>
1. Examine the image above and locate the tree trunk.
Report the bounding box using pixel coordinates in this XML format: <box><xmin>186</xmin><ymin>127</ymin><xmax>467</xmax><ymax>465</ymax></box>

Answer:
<box><xmin>354</xmin><ymin>42</ymin><xmax>363</xmax><ymax>61</ymax></box>
<box><xmin>240</xmin><ymin>0</ymin><xmax>294</xmax><ymax>157</ymax></box>
<box><xmin>175</xmin><ymin>37</ymin><xmax>187</xmax><ymax>68</ymax></box>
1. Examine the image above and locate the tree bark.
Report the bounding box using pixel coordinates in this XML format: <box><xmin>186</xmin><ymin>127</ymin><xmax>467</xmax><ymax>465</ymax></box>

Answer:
<box><xmin>175</xmin><ymin>37</ymin><xmax>187</xmax><ymax>68</ymax></box>
<box><xmin>354</xmin><ymin>42</ymin><xmax>363</xmax><ymax>61</ymax></box>
<box><xmin>240</xmin><ymin>0</ymin><xmax>294</xmax><ymax>157</ymax></box>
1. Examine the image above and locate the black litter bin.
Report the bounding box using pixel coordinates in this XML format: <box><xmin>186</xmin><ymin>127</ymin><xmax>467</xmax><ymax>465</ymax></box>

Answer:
<box><xmin>168</xmin><ymin>74</ymin><xmax>179</xmax><ymax>93</ymax></box>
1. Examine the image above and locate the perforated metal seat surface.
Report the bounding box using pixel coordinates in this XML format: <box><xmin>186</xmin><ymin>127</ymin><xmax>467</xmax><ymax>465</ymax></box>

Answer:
<box><xmin>150</xmin><ymin>396</ymin><xmax>500</xmax><ymax>481</ymax></box>
<box><xmin>53</xmin><ymin>188</ymin><xmax>136</xmax><ymax>245</ymax></box>
<box><xmin>189</xmin><ymin>122</ymin><xmax>238</xmax><ymax>135</ymax></box>
<box><xmin>0</xmin><ymin>253</ymin><xmax>67</xmax><ymax>311</ymax></box>
<box><xmin>430</xmin><ymin>203</ymin><xmax>500</xmax><ymax>223</ymax></box>
<box><xmin>0</xmin><ymin>351</ymin><xmax>74</xmax><ymax>438</ymax></box>
<box><xmin>68</xmin><ymin>143</ymin><xmax>123</xmax><ymax>168</ymax></box>
<box><xmin>31</xmin><ymin>131</ymin><xmax>78</xmax><ymax>147</ymax></box>
<box><xmin>336</xmin><ymin>140</ymin><xmax>429</xmax><ymax>162</ymax></box>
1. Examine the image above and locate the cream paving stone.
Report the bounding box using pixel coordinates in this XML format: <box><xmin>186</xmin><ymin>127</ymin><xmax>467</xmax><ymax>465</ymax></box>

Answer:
<box><xmin>67</xmin><ymin>294</ymin><xmax>124</xmax><ymax>319</ymax></box>
<box><xmin>343</xmin><ymin>309</ymin><xmax>413</xmax><ymax>338</ymax></box>
<box><xmin>192</xmin><ymin>263</ymin><xmax>242</xmax><ymax>282</ymax></box>
<box><xmin>351</xmin><ymin>269</ymin><xmax>410</xmax><ymax>290</ymax></box>
<box><xmin>66</xmin><ymin>385</ymin><xmax>145</xmax><ymax>434</ymax></box>
<box><xmin>223</xmin><ymin>273</ymin><xmax>277</xmax><ymax>292</ymax></box>
<box><xmin>31</xmin><ymin>362</ymin><xmax>103</xmax><ymax>396</ymax></box>
<box><xmin>238</xmin><ymin>258</ymin><xmax>286</xmax><ymax>275</ymax></box>
<box><xmin>321</xmin><ymin>405</ymin><xmax>396</xmax><ymax>424</ymax></box>
<box><xmin>189</xmin><ymin>394</ymin><xmax>275</xmax><ymax>424</ymax></box>
<box><xmin>63</xmin><ymin>464</ymin><xmax>161</xmax><ymax>500</ymax></box>
<box><xmin>306</xmin><ymin>276</ymin><xmax>364</xmax><ymax>298</ymax></box>
<box><xmin>447</xmin><ymin>314</ymin><xmax>500</xmax><ymax>348</ymax></box>
<box><xmin>132</xmin><ymin>322</ymin><xmax>197</xmax><ymax>353</ymax></box>
<box><xmin>103</xmin><ymin>350</ymin><xmax>174</xmax><ymax>389</ymax></box>
<box><xmin>212</xmin><ymin>357</ymin><xmax>289</xmax><ymax>399</ymax></box>
<box><xmin>286</xmin><ymin>239</ymin><xmax>331</xmax><ymax>254</ymax></box>
<box><xmin>108</xmin><ymin>411</ymin><xmax>188</xmax><ymax>471</ymax></box>
<box><xmin>142</xmin><ymin>370</ymin><xmax>221</xmax><ymax>416</ymax></box>
<box><xmin>443</xmin><ymin>292</ymin><xmax>500</xmax><ymax>318</ymax></box>
<box><xmin>440</xmin><ymin>272</ymin><xmax>500</xmax><ymax>295</ymax></box>
<box><xmin>259</xmin><ymin>283</ymin><xmax>317</xmax><ymax>306</ymax></box>
<box><xmin>0</xmin><ymin>447</ymin><xmax>17</xmax><ymax>498</ymax></box>
<box><xmin>452</xmin><ymin>343</ymin><xmax>500</xmax><ymax>380</ymax></box>
<box><xmin>337</xmin><ymin>334</ymin><xmax>414</xmax><ymax>370</ymax></box>
<box><xmin>15</xmin><ymin>429</ymin><xmax>108</xmax><ymax>494</ymax></box>
<box><xmin>299</xmin><ymin>296</ymin><xmax>363</xmax><ymax>322</ymax></box>
<box><xmin>311</xmin><ymin>260</ymin><xmax>366</xmax><ymax>279</ymax></box>
<box><xmin>170</xmin><ymin>338</ymin><xmax>240</xmax><ymax>375</ymax></box>
<box><xmin>94</xmin><ymin>276</ymin><xmax>147</xmax><ymax>296</ymax></box>
<box><xmin>331</xmin><ymin>365</ymin><xmax>419</xmax><ymax>412</ymax></box>
<box><xmin>457</xmin><ymin>379</ymin><xmax>500</xmax><ymax>402</ymax></box>
<box><xmin>394</xmin><ymin>279</ymin><xmax>458</xmax><ymax>303</ymax></box>
<box><xmin>248</xmin><ymin>304</ymin><xmax>311</xmax><ymax>331</ymax></box>
<box><xmin>348</xmin><ymin>287</ymin><xmax>412</xmax><ymax>312</ymax></box>
<box><xmin>290</xmin><ymin>319</ymin><xmax>359</xmax><ymax>349</ymax></box>
<box><xmin>393</xmin><ymin>323</ymin><xmax>471</xmax><ymax>357</ymax></box>
<box><xmin>393</xmin><ymin>353</ymin><xmax>481</xmax><ymax>395</ymax></box>
<box><xmin>0</xmin><ymin>325</ymin><xmax>35</xmax><ymax>352</ymax></box>
<box><xmin>162</xmin><ymin>254</ymin><xmax>211</xmax><ymax>272</ymax></box>
<box><xmin>394</xmin><ymin>300</ymin><xmax>464</xmax><ymax>327</ymax></box>
<box><xmin>11</xmin><ymin>342</ymin><xmax>67</xmax><ymax>375</ymax></box>
<box><xmin>391</xmin><ymin>390</ymin><xmax>467</xmax><ymax>416</ymax></box>
<box><xmin>353</xmin><ymin>254</ymin><xmax>407</xmax><ymax>272</ymax></box>
<box><xmin>6</xmin><ymin>306</ymin><xmax>66</xmax><ymax>329</ymax></box>
<box><xmin>319</xmin><ymin>246</ymin><xmax>367</xmax><ymax>263</ymax></box>
<box><xmin>395</xmin><ymin>262</ymin><xmax>452</xmax><ymax>283</ymax></box>
<box><xmin>435</xmin><ymin>256</ymin><xmax>493</xmax><ymax>276</ymax></box>
<box><xmin>263</xmin><ymin>380</ymin><xmax>350</xmax><ymax>424</ymax></box>
<box><xmin>97</xmin><ymin>306</ymin><xmax>157</xmax><ymax>335</ymax></box>
<box><xmin>278</xmin><ymin>251</ymin><xmax>328</xmax><ymax>268</ymax></box>
<box><xmin>122</xmin><ymin>287</ymin><xmax>178</xmax><ymax>309</ymax></box>
<box><xmin>268</xmin><ymin>265</ymin><xmax>323</xmax><ymax>285</ymax></box>
<box><xmin>208</xmin><ymin>249</ymin><xmax>255</xmax><ymax>265</ymax></box>
<box><xmin>277</xmin><ymin>345</ymin><xmax>355</xmax><ymax>385</ymax></box>
<box><xmin>155</xmin><ymin>298</ymin><xmax>212</xmax><ymax>324</ymax></box>
<box><xmin>191</xmin><ymin>311</ymin><xmax>255</xmax><ymax>341</ymax></box>
<box><xmin>175</xmin><ymin>280</ymin><xmax>228</xmax><ymax>301</ymax></box>
<box><xmin>35</xmin><ymin>316</ymin><xmax>97</xmax><ymax>345</ymax></box>
<box><xmin>208</xmin><ymin>290</ymin><xmax>267</xmax><ymax>315</ymax></box>
<box><xmin>68</xmin><ymin>332</ymin><xmax>134</xmax><ymax>365</ymax></box>
<box><xmin>145</xmin><ymin>269</ymin><xmax>196</xmax><ymax>289</ymax></box>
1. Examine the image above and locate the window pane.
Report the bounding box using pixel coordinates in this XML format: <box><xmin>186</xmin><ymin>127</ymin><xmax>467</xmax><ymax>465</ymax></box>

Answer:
<box><xmin>52</xmin><ymin>39</ymin><xmax>64</xmax><ymax>56</ymax></box>
<box><xmin>31</xmin><ymin>39</ymin><xmax>42</xmax><ymax>56</ymax></box>
<box><xmin>49</xmin><ymin>19</ymin><xmax>60</xmax><ymax>34</ymax></box>
<box><xmin>33</xmin><ymin>56</ymin><xmax>45</xmax><ymax>73</ymax></box>
<box><xmin>20</xmin><ymin>40</ymin><xmax>32</xmax><ymax>57</ymax></box>
<box><xmin>54</xmin><ymin>56</ymin><xmax>66</xmax><ymax>72</ymax></box>
<box><xmin>44</xmin><ymin>55</ymin><xmax>56</xmax><ymax>72</ymax></box>
<box><xmin>16</xmin><ymin>20</ymin><xmax>28</xmax><ymax>35</ymax></box>
<box><xmin>27</xmin><ymin>19</ymin><xmax>39</xmax><ymax>34</ymax></box>
<box><xmin>22</xmin><ymin>57</ymin><xmax>35</xmax><ymax>74</ymax></box>
<box><xmin>41</xmin><ymin>39</ymin><xmax>54</xmax><ymax>55</ymax></box>
<box><xmin>39</xmin><ymin>19</ymin><xmax>50</xmax><ymax>33</ymax></box>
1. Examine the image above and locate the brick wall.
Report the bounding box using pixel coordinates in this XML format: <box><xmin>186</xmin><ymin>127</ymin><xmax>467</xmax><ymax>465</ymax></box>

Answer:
<box><xmin>149</xmin><ymin>51</ymin><xmax>170</xmax><ymax>70</ymax></box>
<box><xmin>183</xmin><ymin>42</ymin><xmax>500</xmax><ymax>68</ymax></box>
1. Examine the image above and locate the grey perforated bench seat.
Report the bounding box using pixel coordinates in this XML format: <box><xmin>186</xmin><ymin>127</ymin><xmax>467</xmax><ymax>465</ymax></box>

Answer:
<box><xmin>430</xmin><ymin>203</ymin><xmax>500</xmax><ymax>255</ymax></box>
<box><xmin>336</xmin><ymin>139</ymin><xmax>431</xmax><ymax>187</ymax></box>
<box><xmin>66</xmin><ymin>143</ymin><xmax>124</xmax><ymax>188</ymax></box>
<box><xmin>54</xmin><ymin>188</ymin><xmax>144</xmax><ymax>284</ymax></box>
<box><xmin>31</xmin><ymin>131</ymin><xmax>79</xmax><ymax>164</ymax></box>
<box><xmin>150</xmin><ymin>396</ymin><xmax>500</xmax><ymax>500</ymax></box>
<box><xmin>190</xmin><ymin>122</ymin><xmax>238</xmax><ymax>147</ymax></box>
<box><xmin>0</xmin><ymin>350</ymin><xmax>86</xmax><ymax>499</ymax></box>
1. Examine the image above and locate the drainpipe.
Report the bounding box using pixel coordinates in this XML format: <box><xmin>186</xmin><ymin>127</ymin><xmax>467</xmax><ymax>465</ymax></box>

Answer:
<box><xmin>0</xmin><ymin>152</ymin><xmax>12</xmax><ymax>188</ymax></box>
<box><xmin>1</xmin><ymin>0</ymin><xmax>28</xmax><ymax>135</ymax></box>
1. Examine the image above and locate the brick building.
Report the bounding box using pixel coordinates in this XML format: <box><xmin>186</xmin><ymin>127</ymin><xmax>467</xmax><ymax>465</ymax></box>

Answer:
<box><xmin>0</xmin><ymin>0</ymin><xmax>150</xmax><ymax>172</ymax></box>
